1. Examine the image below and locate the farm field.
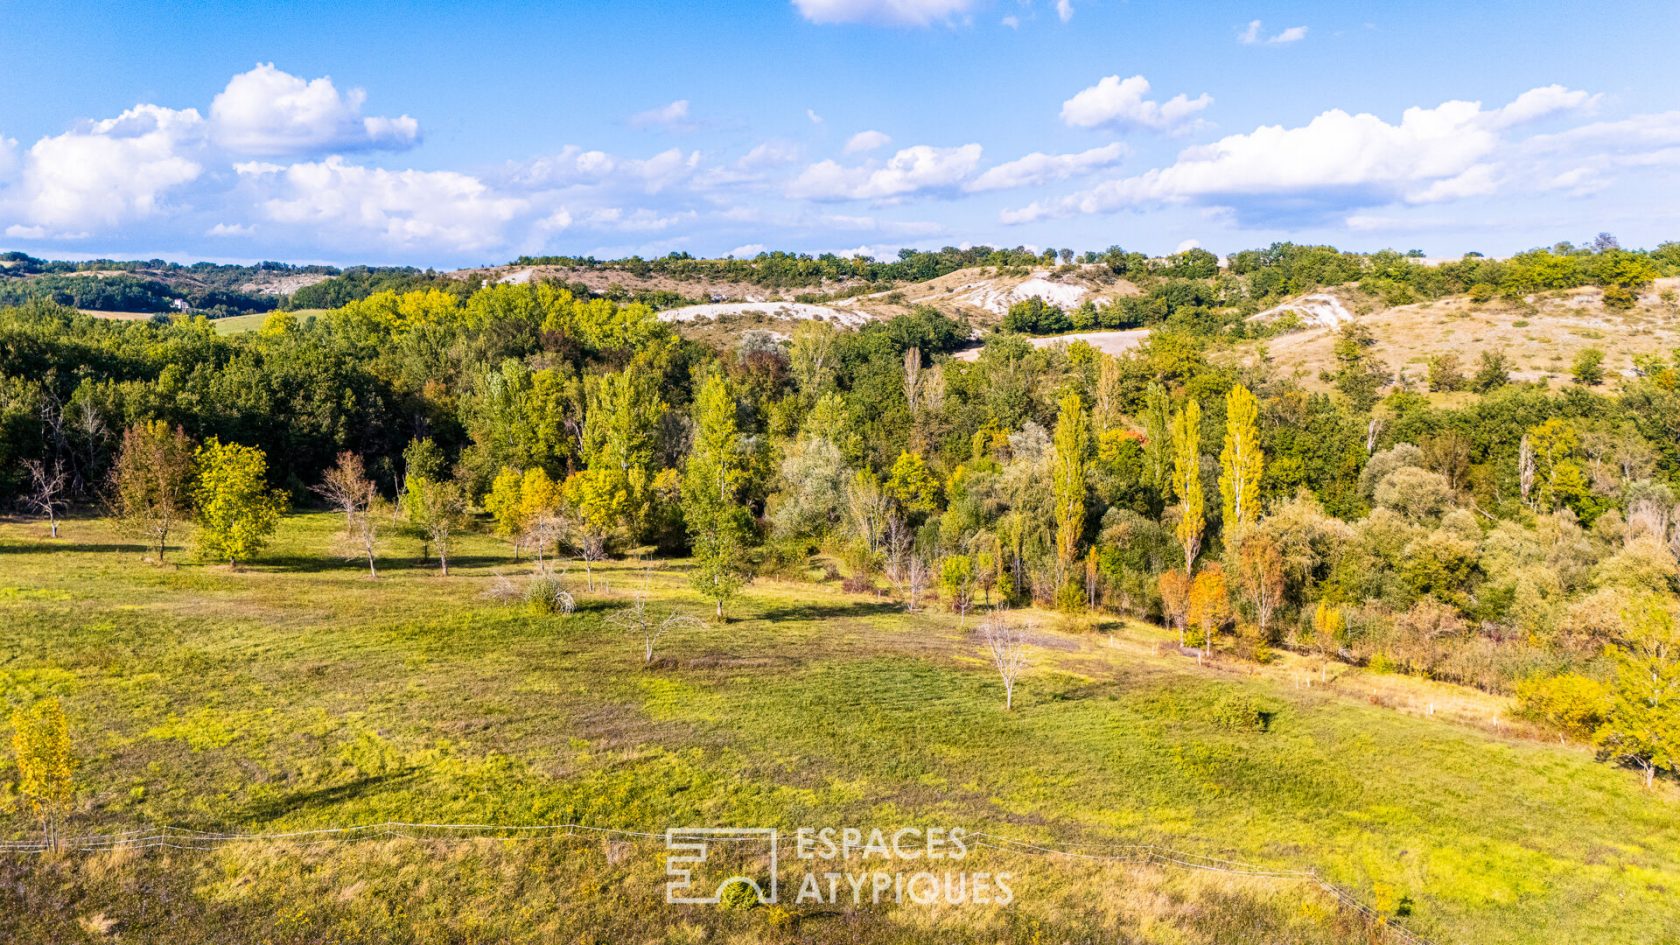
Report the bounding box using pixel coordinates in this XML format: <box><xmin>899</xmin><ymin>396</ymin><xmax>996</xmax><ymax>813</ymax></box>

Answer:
<box><xmin>1</xmin><ymin>513</ymin><xmax>1675</xmax><ymax>944</ymax></box>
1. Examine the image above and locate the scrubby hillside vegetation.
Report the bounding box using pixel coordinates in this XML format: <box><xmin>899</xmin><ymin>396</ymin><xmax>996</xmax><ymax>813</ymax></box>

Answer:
<box><xmin>3</xmin><ymin>236</ymin><xmax>1679</xmax><ymax>941</ymax></box>
<box><xmin>0</xmin><ymin>252</ymin><xmax>341</xmax><ymax>316</ymax></box>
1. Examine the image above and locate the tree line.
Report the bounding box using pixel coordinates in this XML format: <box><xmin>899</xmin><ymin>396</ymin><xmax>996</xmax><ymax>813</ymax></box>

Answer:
<box><xmin>2</xmin><ymin>251</ymin><xmax>1678</xmax><ymax>786</ymax></box>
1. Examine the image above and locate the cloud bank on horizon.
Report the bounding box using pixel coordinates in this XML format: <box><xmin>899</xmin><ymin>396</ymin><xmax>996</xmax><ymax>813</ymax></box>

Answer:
<box><xmin>1</xmin><ymin>0</ymin><xmax>1678</xmax><ymax>264</ymax></box>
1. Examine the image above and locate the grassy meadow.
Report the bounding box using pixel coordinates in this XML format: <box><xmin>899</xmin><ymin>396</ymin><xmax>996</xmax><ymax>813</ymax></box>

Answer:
<box><xmin>1</xmin><ymin>512</ymin><xmax>1677</xmax><ymax>943</ymax></box>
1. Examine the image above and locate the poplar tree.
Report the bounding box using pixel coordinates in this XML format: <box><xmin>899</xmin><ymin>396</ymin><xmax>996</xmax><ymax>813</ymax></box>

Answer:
<box><xmin>583</xmin><ymin>361</ymin><xmax>666</xmax><ymax>540</ymax></box>
<box><xmin>683</xmin><ymin>373</ymin><xmax>754</xmax><ymax>618</ymax></box>
<box><xmin>1143</xmin><ymin>381</ymin><xmax>1172</xmax><ymax>496</ymax></box>
<box><xmin>1051</xmin><ymin>392</ymin><xmax>1090</xmax><ymax>589</ymax></box>
<box><xmin>1219</xmin><ymin>383</ymin><xmax>1263</xmax><ymax>539</ymax></box>
<box><xmin>1170</xmin><ymin>399</ymin><xmax>1204</xmax><ymax>574</ymax></box>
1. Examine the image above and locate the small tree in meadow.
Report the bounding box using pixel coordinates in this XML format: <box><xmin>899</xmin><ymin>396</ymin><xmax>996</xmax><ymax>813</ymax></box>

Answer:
<box><xmin>1312</xmin><ymin>600</ymin><xmax>1346</xmax><ymax>679</ymax></box>
<box><xmin>193</xmin><ymin>438</ymin><xmax>285</xmax><ymax>568</ymax></box>
<box><xmin>1233</xmin><ymin>534</ymin><xmax>1285</xmax><ymax>642</ymax></box>
<box><xmin>1159</xmin><ymin>569</ymin><xmax>1191</xmax><ymax>647</ymax></box>
<box><xmin>562</xmin><ymin>468</ymin><xmax>624</xmax><ymax>589</ymax></box>
<box><xmin>313</xmin><ymin>451</ymin><xmax>383</xmax><ymax>577</ymax></box>
<box><xmin>404</xmin><ymin>474</ymin><xmax>469</xmax><ymax>575</ymax></box>
<box><xmin>940</xmin><ymin>554</ymin><xmax>975</xmax><ymax>625</ymax></box>
<box><xmin>1187</xmin><ymin>565</ymin><xmax>1231</xmax><ymax>658</ymax></box>
<box><xmin>22</xmin><ymin>458</ymin><xmax>68</xmax><ymax>538</ymax></box>
<box><xmin>979</xmin><ymin>611</ymin><xmax>1029</xmax><ymax>711</ymax></box>
<box><xmin>610</xmin><ymin>571</ymin><xmax>704</xmax><ymax>666</ymax></box>
<box><xmin>11</xmin><ymin>697</ymin><xmax>74</xmax><ymax>851</ymax></box>
<box><xmin>109</xmin><ymin>421</ymin><xmax>195</xmax><ymax>563</ymax></box>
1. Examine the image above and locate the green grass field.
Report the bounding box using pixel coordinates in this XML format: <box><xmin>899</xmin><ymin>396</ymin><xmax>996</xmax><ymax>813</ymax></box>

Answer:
<box><xmin>1</xmin><ymin>513</ymin><xmax>1676</xmax><ymax>943</ymax></box>
<box><xmin>207</xmin><ymin>309</ymin><xmax>327</xmax><ymax>334</ymax></box>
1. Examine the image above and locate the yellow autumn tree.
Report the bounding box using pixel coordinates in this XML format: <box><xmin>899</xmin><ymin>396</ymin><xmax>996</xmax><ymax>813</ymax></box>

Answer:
<box><xmin>12</xmin><ymin>697</ymin><xmax>74</xmax><ymax>850</ymax></box>
<box><xmin>1159</xmin><ymin>569</ymin><xmax>1192</xmax><ymax>648</ymax></box>
<box><xmin>1187</xmin><ymin>565</ymin><xmax>1231</xmax><ymax>658</ymax></box>
<box><xmin>1219</xmin><ymin>383</ymin><xmax>1263</xmax><ymax>539</ymax></box>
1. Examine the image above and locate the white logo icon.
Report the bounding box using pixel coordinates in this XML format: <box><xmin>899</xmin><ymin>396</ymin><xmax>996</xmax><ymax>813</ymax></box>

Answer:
<box><xmin>664</xmin><ymin>827</ymin><xmax>779</xmax><ymax>904</ymax></box>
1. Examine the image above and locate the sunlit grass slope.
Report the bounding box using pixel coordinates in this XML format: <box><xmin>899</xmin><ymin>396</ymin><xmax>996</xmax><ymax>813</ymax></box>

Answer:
<box><xmin>0</xmin><ymin>513</ymin><xmax>1675</xmax><ymax>943</ymax></box>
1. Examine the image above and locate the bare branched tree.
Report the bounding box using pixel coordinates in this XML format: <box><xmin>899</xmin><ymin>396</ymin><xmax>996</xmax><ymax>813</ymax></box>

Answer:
<box><xmin>979</xmin><ymin>611</ymin><xmax>1029</xmax><ymax>711</ymax></box>
<box><xmin>882</xmin><ymin>514</ymin><xmax>912</xmax><ymax>585</ymax></box>
<box><xmin>844</xmin><ymin>472</ymin><xmax>889</xmax><ymax>557</ymax></box>
<box><xmin>904</xmin><ymin>553</ymin><xmax>929</xmax><ymax>613</ymax></box>
<box><xmin>571</xmin><ymin>524</ymin><xmax>608</xmax><ymax>590</ymax></box>
<box><xmin>22</xmin><ymin>458</ymin><xmax>68</xmax><ymax>538</ymax></box>
<box><xmin>609</xmin><ymin>571</ymin><xmax>704</xmax><ymax>665</ymax></box>
<box><xmin>523</xmin><ymin>512</ymin><xmax>570</xmax><ymax>570</ymax></box>
<box><xmin>313</xmin><ymin>452</ymin><xmax>382</xmax><ymax>578</ymax></box>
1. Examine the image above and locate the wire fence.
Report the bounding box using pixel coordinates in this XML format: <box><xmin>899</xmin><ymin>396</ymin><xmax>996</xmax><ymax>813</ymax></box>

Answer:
<box><xmin>1</xmin><ymin>821</ymin><xmax>1438</xmax><ymax>945</ymax></box>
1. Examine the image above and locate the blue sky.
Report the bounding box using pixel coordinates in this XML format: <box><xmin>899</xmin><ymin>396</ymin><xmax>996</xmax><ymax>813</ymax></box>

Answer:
<box><xmin>2</xmin><ymin>0</ymin><xmax>1678</xmax><ymax>266</ymax></box>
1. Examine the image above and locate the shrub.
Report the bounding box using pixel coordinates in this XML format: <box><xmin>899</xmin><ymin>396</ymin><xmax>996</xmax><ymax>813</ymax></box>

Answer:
<box><xmin>1601</xmin><ymin>284</ymin><xmax>1638</xmax><ymax>309</ymax></box>
<box><xmin>1571</xmin><ymin>348</ymin><xmax>1606</xmax><ymax>385</ymax></box>
<box><xmin>1209</xmin><ymin>693</ymin><xmax>1282</xmax><ymax>732</ymax></box>
<box><xmin>1001</xmin><ymin>297</ymin><xmax>1072</xmax><ymax>334</ymax></box>
<box><xmin>524</xmin><ymin>574</ymin><xmax>576</xmax><ymax>615</ymax></box>
<box><xmin>841</xmin><ymin>573</ymin><xmax>876</xmax><ymax>594</ymax></box>
<box><xmin>1515</xmin><ymin>673</ymin><xmax>1610</xmax><ymax>739</ymax></box>
<box><xmin>717</xmin><ymin>879</ymin><xmax>760</xmax><ymax>911</ymax></box>
<box><xmin>1427</xmin><ymin>353</ymin><xmax>1466</xmax><ymax>392</ymax></box>
<box><xmin>1471</xmin><ymin>351</ymin><xmax>1511</xmax><ymax>392</ymax></box>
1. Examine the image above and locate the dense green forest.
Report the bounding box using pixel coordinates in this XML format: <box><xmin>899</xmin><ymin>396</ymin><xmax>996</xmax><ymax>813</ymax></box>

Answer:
<box><xmin>3</xmin><ymin>240</ymin><xmax>1678</xmax><ymax>788</ymax></box>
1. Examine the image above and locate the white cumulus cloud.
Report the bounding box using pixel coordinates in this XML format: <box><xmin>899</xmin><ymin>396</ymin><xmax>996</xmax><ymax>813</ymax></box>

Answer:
<box><xmin>845</xmin><ymin>130</ymin><xmax>893</xmax><ymax>154</ymax></box>
<box><xmin>511</xmin><ymin>146</ymin><xmax>702</xmax><ymax>194</ymax></box>
<box><xmin>0</xmin><ymin>136</ymin><xmax>18</xmax><ymax>182</ymax></box>
<box><xmin>1239</xmin><ymin>20</ymin><xmax>1308</xmax><ymax>45</ymax></box>
<box><xmin>8</xmin><ymin>104</ymin><xmax>205</xmax><ymax>236</ymax></box>
<box><xmin>792</xmin><ymin>0</ymin><xmax>978</xmax><ymax>26</ymax></box>
<box><xmin>789</xmin><ymin>143</ymin><xmax>983</xmax><ymax>200</ymax></box>
<box><xmin>966</xmin><ymin>143</ymin><xmax>1126</xmax><ymax>192</ymax></box>
<box><xmin>629</xmin><ymin>99</ymin><xmax>693</xmax><ymax>130</ymax></box>
<box><xmin>1008</xmin><ymin>85</ymin><xmax>1604</xmax><ymax>225</ymax></box>
<box><xmin>209</xmin><ymin>64</ymin><xmax>418</xmax><ymax>156</ymax></box>
<box><xmin>1493</xmin><ymin>84</ymin><xmax>1601</xmax><ymax>128</ymax></box>
<box><xmin>1060</xmin><ymin>75</ymin><xmax>1212</xmax><ymax>131</ymax></box>
<box><xmin>240</xmin><ymin>157</ymin><xmax>525</xmax><ymax>252</ymax></box>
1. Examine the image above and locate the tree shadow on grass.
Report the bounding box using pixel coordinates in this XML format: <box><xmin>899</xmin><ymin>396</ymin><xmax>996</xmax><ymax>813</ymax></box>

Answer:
<box><xmin>750</xmin><ymin>599</ymin><xmax>904</xmax><ymax>622</ymax></box>
<box><xmin>251</xmin><ymin>554</ymin><xmax>509</xmax><ymax>575</ymax></box>
<box><xmin>0</xmin><ymin>540</ymin><xmax>150</xmax><ymax>556</ymax></box>
<box><xmin>234</xmin><ymin>768</ymin><xmax>420</xmax><ymax>825</ymax></box>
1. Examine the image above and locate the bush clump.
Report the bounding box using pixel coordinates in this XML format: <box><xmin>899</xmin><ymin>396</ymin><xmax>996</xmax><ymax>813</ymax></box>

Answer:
<box><xmin>1514</xmin><ymin>673</ymin><xmax>1610</xmax><ymax>739</ymax></box>
<box><xmin>525</xmin><ymin>574</ymin><xmax>576</xmax><ymax>615</ymax></box>
<box><xmin>1210</xmin><ymin>694</ymin><xmax>1283</xmax><ymax>732</ymax></box>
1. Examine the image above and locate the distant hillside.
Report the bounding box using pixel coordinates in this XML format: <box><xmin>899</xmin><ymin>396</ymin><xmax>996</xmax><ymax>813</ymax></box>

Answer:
<box><xmin>0</xmin><ymin>251</ymin><xmax>337</xmax><ymax>316</ymax></box>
